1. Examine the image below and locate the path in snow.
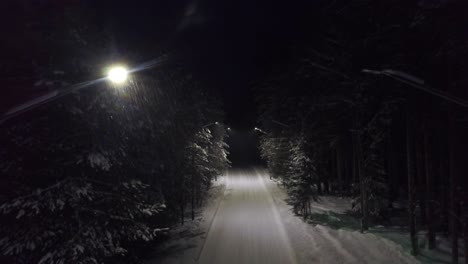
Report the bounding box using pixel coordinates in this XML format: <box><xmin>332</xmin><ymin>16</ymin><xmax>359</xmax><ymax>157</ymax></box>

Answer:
<box><xmin>197</xmin><ymin>169</ymin><xmax>297</xmax><ymax>264</ymax></box>
<box><xmin>147</xmin><ymin>168</ymin><xmax>419</xmax><ymax>264</ymax></box>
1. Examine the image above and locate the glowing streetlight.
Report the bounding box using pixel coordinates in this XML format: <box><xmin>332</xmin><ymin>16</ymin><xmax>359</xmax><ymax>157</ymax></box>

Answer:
<box><xmin>203</xmin><ymin>122</ymin><xmax>220</xmax><ymax>128</ymax></box>
<box><xmin>0</xmin><ymin>64</ymin><xmax>132</xmax><ymax>124</ymax></box>
<box><xmin>107</xmin><ymin>66</ymin><xmax>128</xmax><ymax>84</ymax></box>
<box><xmin>254</xmin><ymin>127</ymin><xmax>267</xmax><ymax>134</ymax></box>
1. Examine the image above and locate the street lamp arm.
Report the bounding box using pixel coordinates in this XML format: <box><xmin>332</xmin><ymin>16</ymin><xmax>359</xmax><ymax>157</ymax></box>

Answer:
<box><xmin>0</xmin><ymin>78</ymin><xmax>106</xmax><ymax>125</ymax></box>
<box><xmin>0</xmin><ymin>56</ymin><xmax>167</xmax><ymax>125</ymax></box>
<box><xmin>271</xmin><ymin>119</ymin><xmax>290</xmax><ymax>128</ymax></box>
<box><xmin>362</xmin><ymin>68</ymin><xmax>468</xmax><ymax>109</ymax></box>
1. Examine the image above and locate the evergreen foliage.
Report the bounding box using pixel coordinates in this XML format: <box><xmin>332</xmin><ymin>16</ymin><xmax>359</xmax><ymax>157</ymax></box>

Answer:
<box><xmin>0</xmin><ymin>2</ymin><xmax>230</xmax><ymax>263</ymax></box>
<box><xmin>255</xmin><ymin>0</ymin><xmax>468</xmax><ymax>259</ymax></box>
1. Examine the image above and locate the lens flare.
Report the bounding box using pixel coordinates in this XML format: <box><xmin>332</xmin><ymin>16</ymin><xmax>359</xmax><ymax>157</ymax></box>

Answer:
<box><xmin>108</xmin><ymin>66</ymin><xmax>128</xmax><ymax>84</ymax></box>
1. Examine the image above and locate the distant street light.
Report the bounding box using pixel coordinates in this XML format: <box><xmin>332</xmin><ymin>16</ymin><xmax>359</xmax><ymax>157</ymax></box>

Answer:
<box><xmin>201</xmin><ymin>122</ymin><xmax>231</xmax><ymax>132</ymax></box>
<box><xmin>202</xmin><ymin>122</ymin><xmax>220</xmax><ymax>128</ymax></box>
<box><xmin>254</xmin><ymin>127</ymin><xmax>267</xmax><ymax>135</ymax></box>
<box><xmin>107</xmin><ymin>66</ymin><xmax>128</xmax><ymax>84</ymax></box>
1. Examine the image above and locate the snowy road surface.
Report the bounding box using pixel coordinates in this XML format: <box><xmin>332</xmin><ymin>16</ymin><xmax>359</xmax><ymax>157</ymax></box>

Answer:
<box><xmin>197</xmin><ymin>170</ymin><xmax>297</xmax><ymax>264</ymax></box>
<box><xmin>148</xmin><ymin>168</ymin><xmax>419</xmax><ymax>264</ymax></box>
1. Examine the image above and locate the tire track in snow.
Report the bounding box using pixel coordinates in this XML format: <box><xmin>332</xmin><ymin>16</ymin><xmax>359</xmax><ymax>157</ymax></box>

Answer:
<box><xmin>197</xmin><ymin>169</ymin><xmax>298</xmax><ymax>264</ymax></box>
<box><xmin>257</xmin><ymin>173</ymin><xmax>298</xmax><ymax>264</ymax></box>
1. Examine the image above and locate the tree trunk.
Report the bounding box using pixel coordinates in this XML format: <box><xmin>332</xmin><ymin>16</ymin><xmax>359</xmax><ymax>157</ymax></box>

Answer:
<box><xmin>352</xmin><ymin>133</ymin><xmax>358</xmax><ymax>185</ymax></box>
<box><xmin>449</xmin><ymin>116</ymin><xmax>460</xmax><ymax>264</ymax></box>
<box><xmin>464</xmin><ymin>222</ymin><xmax>468</xmax><ymax>264</ymax></box>
<box><xmin>356</xmin><ymin>132</ymin><xmax>367</xmax><ymax>232</ymax></box>
<box><xmin>331</xmin><ymin>150</ymin><xmax>336</xmax><ymax>193</ymax></box>
<box><xmin>387</xmin><ymin>130</ymin><xmax>398</xmax><ymax>208</ymax></box>
<box><xmin>191</xmin><ymin>155</ymin><xmax>196</xmax><ymax>221</ymax></box>
<box><xmin>406</xmin><ymin>106</ymin><xmax>419</xmax><ymax>256</ymax></box>
<box><xmin>353</xmin><ymin>109</ymin><xmax>367</xmax><ymax>233</ymax></box>
<box><xmin>324</xmin><ymin>171</ymin><xmax>330</xmax><ymax>194</ymax></box>
<box><xmin>180</xmin><ymin>195</ymin><xmax>185</xmax><ymax>225</ymax></box>
<box><xmin>416</xmin><ymin>132</ymin><xmax>427</xmax><ymax>226</ymax></box>
<box><xmin>344</xmin><ymin>134</ymin><xmax>351</xmax><ymax>193</ymax></box>
<box><xmin>191</xmin><ymin>181</ymin><xmax>195</xmax><ymax>221</ymax></box>
<box><xmin>440</xmin><ymin>143</ymin><xmax>450</xmax><ymax>234</ymax></box>
<box><xmin>423</xmin><ymin>119</ymin><xmax>436</xmax><ymax>249</ymax></box>
<box><xmin>337</xmin><ymin>142</ymin><xmax>344</xmax><ymax>194</ymax></box>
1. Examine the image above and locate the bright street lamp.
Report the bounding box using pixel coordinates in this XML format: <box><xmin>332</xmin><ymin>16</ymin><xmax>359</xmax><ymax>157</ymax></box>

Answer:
<box><xmin>107</xmin><ymin>66</ymin><xmax>128</xmax><ymax>84</ymax></box>
<box><xmin>1</xmin><ymin>64</ymin><xmax>132</xmax><ymax>124</ymax></box>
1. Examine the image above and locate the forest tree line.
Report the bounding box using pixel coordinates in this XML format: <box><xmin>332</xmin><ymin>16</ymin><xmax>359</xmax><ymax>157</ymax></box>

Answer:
<box><xmin>255</xmin><ymin>1</ymin><xmax>468</xmax><ymax>263</ymax></box>
<box><xmin>0</xmin><ymin>2</ymin><xmax>230</xmax><ymax>263</ymax></box>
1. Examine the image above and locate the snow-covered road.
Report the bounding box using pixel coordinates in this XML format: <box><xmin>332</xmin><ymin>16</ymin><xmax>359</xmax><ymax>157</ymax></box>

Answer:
<box><xmin>147</xmin><ymin>168</ymin><xmax>419</xmax><ymax>264</ymax></box>
<box><xmin>197</xmin><ymin>169</ymin><xmax>297</xmax><ymax>264</ymax></box>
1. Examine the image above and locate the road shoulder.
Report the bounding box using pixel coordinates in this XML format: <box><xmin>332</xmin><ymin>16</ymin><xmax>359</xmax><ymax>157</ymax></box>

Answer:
<box><xmin>144</xmin><ymin>176</ymin><xmax>226</xmax><ymax>264</ymax></box>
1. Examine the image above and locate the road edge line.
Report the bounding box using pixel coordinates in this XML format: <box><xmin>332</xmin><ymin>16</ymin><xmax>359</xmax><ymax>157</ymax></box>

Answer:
<box><xmin>194</xmin><ymin>175</ymin><xmax>228</xmax><ymax>262</ymax></box>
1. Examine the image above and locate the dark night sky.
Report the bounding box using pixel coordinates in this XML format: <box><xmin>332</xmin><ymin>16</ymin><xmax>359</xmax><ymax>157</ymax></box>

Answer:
<box><xmin>98</xmin><ymin>0</ymin><xmax>312</xmax><ymax>130</ymax></box>
<box><xmin>2</xmin><ymin>0</ymin><xmax>315</xmax><ymax>128</ymax></box>
<box><xmin>95</xmin><ymin>0</ymin><xmax>315</xmax><ymax>165</ymax></box>
<box><xmin>2</xmin><ymin>0</ymin><xmax>313</xmax><ymax>165</ymax></box>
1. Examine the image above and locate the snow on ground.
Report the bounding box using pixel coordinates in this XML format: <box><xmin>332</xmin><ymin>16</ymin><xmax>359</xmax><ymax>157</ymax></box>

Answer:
<box><xmin>263</xmin><ymin>168</ymin><xmax>465</xmax><ymax>264</ymax></box>
<box><xmin>309</xmin><ymin>195</ymin><xmax>351</xmax><ymax>214</ymax></box>
<box><xmin>146</xmin><ymin>168</ymin><xmax>423</xmax><ymax>264</ymax></box>
<box><xmin>145</xmin><ymin>175</ymin><xmax>227</xmax><ymax>264</ymax></box>
<box><xmin>370</xmin><ymin>228</ymin><xmax>466</xmax><ymax>264</ymax></box>
<box><xmin>259</xmin><ymin>168</ymin><xmax>419</xmax><ymax>264</ymax></box>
